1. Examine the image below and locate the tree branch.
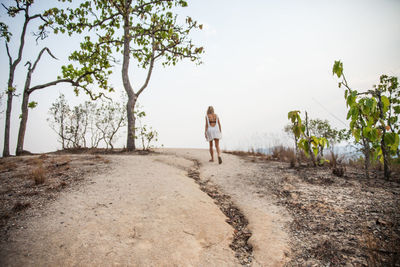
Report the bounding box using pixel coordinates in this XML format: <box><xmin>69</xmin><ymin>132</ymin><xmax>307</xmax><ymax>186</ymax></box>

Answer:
<box><xmin>30</xmin><ymin>47</ymin><xmax>58</xmax><ymax>72</ymax></box>
<box><xmin>132</xmin><ymin>0</ymin><xmax>173</xmax><ymax>13</ymax></box>
<box><xmin>137</xmin><ymin>36</ymin><xmax>155</xmax><ymax>96</ymax></box>
<box><xmin>28</xmin><ymin>78</ymin><xmax>75</xmax><ymax>93</ymax></box>
<box><xmin>11</xmin><ymin>6</ymin><xmax>30</xmax><ymax>70</ymax></box>
<box><xmin>5</xmin><ymin>42</ymin><xmax>12</xmax><ymax>66</ymax></box>
<box><xmin>109</xmin><ymin>0</ymin><xmax>124</xmax><ymax>15</ymax></box>
<box><xmin>78</xmin><ymin>12</ymin><xmax>120</xmax><ymax>30</ymax></box>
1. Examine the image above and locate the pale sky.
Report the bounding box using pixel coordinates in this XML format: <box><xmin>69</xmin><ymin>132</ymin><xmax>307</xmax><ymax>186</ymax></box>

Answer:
<box><xmin>1</xmin><ymin>0</ymin><xmax>400</xmax><ymax>154</ymax></box>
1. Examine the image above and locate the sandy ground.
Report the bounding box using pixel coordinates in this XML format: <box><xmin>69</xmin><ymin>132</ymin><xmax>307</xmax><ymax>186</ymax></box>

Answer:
<box><xmin>0</xmin><ymin>149</ymin><xmax>290</xmax><ymax>266</ymax></box>
<box><xmin>163</xmin><ymin>149</ymin><xmax>291</xmax><ymax>266</ymax></box>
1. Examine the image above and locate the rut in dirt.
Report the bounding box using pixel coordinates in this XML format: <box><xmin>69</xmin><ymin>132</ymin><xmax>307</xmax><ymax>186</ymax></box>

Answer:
<box><xmin>187</xmin><ymin>159</ymin><xmax>253</xmax><ymax>266</ymax></box>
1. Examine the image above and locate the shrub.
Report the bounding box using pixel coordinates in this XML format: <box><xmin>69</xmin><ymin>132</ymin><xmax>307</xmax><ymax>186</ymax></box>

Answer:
<box><xmin>31</xmin><ymin>165</ymin><xmax>46</xmax><ymax>185</ymax></box>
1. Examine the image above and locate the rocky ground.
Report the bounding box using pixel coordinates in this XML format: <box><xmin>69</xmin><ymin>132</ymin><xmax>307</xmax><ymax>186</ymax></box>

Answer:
<box><xmin>229</xmin><ymin>152</ymin><xmax>400</xmax><ymax>266</ymax></box>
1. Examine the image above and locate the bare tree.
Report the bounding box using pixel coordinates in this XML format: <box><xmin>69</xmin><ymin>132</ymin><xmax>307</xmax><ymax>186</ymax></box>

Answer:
<box><xmin>48</xmin><ymin>94</ymin><xmax>70</xmax><ymax>149</ymax></box>
<box><xmin>95</xmin><ymin>101</ymin><xmax>127</xmax><ymax>149</ymax></box>
<box><xmin>48</xmin><ymin>96</ymin><xmax>127</xmax><ymax>150</ymax></box>
<box><xmin>1</xmin><ymin>0</ymin><xmax>50</xmax><ymax>157</ymax></box>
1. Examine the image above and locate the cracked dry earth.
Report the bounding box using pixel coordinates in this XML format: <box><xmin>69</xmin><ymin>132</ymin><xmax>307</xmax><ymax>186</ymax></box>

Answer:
<box><xmin>0</xmin><ymin>149</ymin><xmax>290</xmax><ymax>266</ymax></box>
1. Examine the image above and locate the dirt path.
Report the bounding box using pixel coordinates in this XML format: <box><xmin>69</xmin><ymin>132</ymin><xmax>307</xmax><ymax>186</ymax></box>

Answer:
<box><xmin>160</xmin><ymin>149</ymin><xmax>291</xmax><ymax>266</ymax></box>
<box><xmin>0</xmin><ymin>149</ymin><xmax>290</xmax><ymax>266</ymax></box>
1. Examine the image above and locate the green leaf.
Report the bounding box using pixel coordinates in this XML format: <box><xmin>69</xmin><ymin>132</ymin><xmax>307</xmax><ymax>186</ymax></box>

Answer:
<box><xmin>381</xmin><ymin>95</ymin><xmax>390</xmax><ymax>112</ymax></box>
<box><xmin>332</xmin><ymin>60</ymin><xmax>343</xmax><ymax>78</ymax></box>
<box><xmin>384</xmin><ymin>132</ymin><xmax>396</xmax><ymax>145</ymax></box>
<box><xmin>28</xmin><ymin>101</ymin><xmax>38</xmax><ymax>109</ymax></box>
<box><xmin>362</xmin><ymin>127</ymin><xmax>371</xmax><ymax>139</ymax></box>
<box><xmin>353</xmin><ymin>128</ymin><xmax>361</xmax><ymax>142</ymax></box>
<box><xmin>312</xmin><ymin>146</ymin><xmax>318</xmax><ymax>156</ymax></box>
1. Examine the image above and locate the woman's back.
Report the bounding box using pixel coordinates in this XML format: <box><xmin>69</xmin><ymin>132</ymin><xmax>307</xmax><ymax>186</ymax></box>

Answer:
<box><xmin>207</xmin><ymin>114</ymin><xmax>218</xmax><ymax>127</ymax></box>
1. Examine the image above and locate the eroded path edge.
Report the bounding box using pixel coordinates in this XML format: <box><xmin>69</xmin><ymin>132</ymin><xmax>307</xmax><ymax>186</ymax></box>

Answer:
<box><xmin>187</xmin><ymin>159</ymin><xmax>253</xmax><ymax>265</ymax></box>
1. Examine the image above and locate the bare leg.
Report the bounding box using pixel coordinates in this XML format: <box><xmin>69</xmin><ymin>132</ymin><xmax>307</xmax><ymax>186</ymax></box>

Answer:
<box><xmin>209</xmin><ymin>140</ymin><xmax>214</xmax><ymax>161</ymax></box>
<box><xmin>214</xmin><ymin>139</ymin><xmax>221</xmax><ymax>157</ymax></box>
<box><xmin>215</xmin><ymin>139</ymin><xmax>222</xmax><ymax>164</ymax></box>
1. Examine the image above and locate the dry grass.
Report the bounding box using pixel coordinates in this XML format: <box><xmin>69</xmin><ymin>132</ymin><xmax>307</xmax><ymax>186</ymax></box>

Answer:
<box><xmin>93</xmin><ymin>155</ymin><xmax>110</xmax><ymax>164</ymax></box>
<box><xmin>326</xmin><ymin>151</ymin><xmax>345</xmax><ymax>177</ymax></box>
<box><xmin>57</xmin><ymin>155</ymin><xmax>71</xmax><ymax>163</ymax></box>
<box><xmin>0</xmin><ymin>161</ymin><xmax>17</xmax><ymax>172</ymax></box>
<box><xmin>363</xmin><ymin>230</ymin><xmax>380</xmax><ymax>267</ymax></box>
<box><xmin>38</xmin><ymin>154</ymin><xmax>49</xmax><ymax>160</ymax></box>
<box><xmin>25</xmin><ymin>157</ymin><xmax>44</xmax><ymax>166</ymax></box>
<box><xmin>1</xmin><ymin>153</ymin><xmax>111</xmax><ymax>244</ymax></box>
<box><xmin>226</xmin><ymin>146</ymin><xmax>297</xmax><ymax>165</ymax></box>
<box><xmin>31</xmin><ymin>165</ymin><xmax>46</xmax><ymax>185</ymax></box>
<box><xmin>12</xmin><ymin>202</ymin><xmax>31</xmax><ymax>212</ymax></box>
<box><xmin>271</xmin><ymin>145</ymin><xmax>296</xmax><ymax>163</ymax></box>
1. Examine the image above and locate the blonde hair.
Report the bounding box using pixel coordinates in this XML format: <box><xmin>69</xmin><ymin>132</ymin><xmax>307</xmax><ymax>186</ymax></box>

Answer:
<box><xmin>207</xmin><ymin>106</ymin><xmax>214</xmax><ymax>115</ymax></box>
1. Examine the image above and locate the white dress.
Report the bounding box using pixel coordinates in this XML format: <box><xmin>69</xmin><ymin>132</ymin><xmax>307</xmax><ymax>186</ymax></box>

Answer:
<box><xmin>206</xmin><ymin>115</ymin><xmax>222</xmax><ymax>142</ymax></box>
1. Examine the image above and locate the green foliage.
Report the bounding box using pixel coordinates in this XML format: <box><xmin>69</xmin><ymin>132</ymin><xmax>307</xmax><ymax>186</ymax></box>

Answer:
<box><xmin>46</xmin><ymin>0</ymin><xmax>204</xmax><ymax>94</ymax></box>
<box><xmin>287</xmin><ymin>111</ymin><xmax>330</xmax><ymax>165</ymax></box>
<box><xmin>332</xmin><ymin>60</ymin><xmax>343</xmax><ymax>78</ymax></box>
<box><xmin>28</xmin><ymin>101</ymin><xmax>38</xmax><ymax>109</ymax></box>
<box><xmin>333</xmin><ymin>60</ymin><xmax>400</xmax><ymax>178</ymax></box>
<box><xmin>308</xmin><ymin>119</ymin><xmax>350</xmax><ymax>147</ymax></box>
<box><xmin>0</xmin><ymin>22</ymin><xmax>11</xmax><ymax>42</ymax></box>
<box><xmin>45</xmin><ymin>0</ymin><xmax>203</xmax><ymax>149</ymax></box>
<box><xmin>287</xmin><ymin>110</ymin><xmax>305</xmax><ymax>138</ymax></box>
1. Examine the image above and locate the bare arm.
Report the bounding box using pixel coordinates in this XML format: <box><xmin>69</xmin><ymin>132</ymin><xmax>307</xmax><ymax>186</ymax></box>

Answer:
<box><xmin>218</xmin><ymin>116</ymin><xmax>222</xmax><ymax>132</ymax></box>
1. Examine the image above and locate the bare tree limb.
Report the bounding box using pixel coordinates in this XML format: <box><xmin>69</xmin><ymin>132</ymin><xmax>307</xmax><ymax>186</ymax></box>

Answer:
<box><xmin>109</xmin><ymin>0</ymin><xmax>124</xmax><ymax>15</ymax></box>
<box><xmin>137</xmin><ymin>37</ymin><xmax>155</xmax><ymax>96</ymax></box>
<box><xmin>5</xmin><ymin>42</ymin><xmax>12</xmax><ymax>66</ymax></box>
<box><xmin>31</xmin><ymin>47</ymin><xmax>58</xmax><ymax>71</ymax></box>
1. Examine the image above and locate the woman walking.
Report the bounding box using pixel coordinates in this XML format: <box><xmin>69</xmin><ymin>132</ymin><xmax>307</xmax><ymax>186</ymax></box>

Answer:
<box><xmin>205</xmin><ymin>106</ymin><xmax>222</xmax><ymax>164</ymax></box>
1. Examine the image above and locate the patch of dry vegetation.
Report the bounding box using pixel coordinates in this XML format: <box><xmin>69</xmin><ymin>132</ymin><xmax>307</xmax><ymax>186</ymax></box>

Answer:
<box><xmin>230</xmin><ymin>150</ymin><xmax>400</xmax><ymax>266</ymax></box>
<box><xmin>0</xmin><ymin>153</ymin><xmax>111</xmax><ymax>242</ymax></box>
<box><xmin>31</xmin><ymin>165</ymin><xmax>46</xmax><ymax>185</ymax></box>
<box><xmin>0</xmin><ymin>160</ymin><xmax>17</xmax><ymax>172</ymax></box>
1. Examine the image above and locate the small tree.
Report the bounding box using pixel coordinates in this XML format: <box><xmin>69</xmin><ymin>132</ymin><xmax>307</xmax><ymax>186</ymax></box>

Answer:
<box><xmin>95</xmin><ymin>100</ymin><xmax>127</xmax><ymax>149</ymax></box>
<box><xmin>287</xmin><ymin>110</ymin><xmax>304</xmax><ymax>165</ymax></box>
<box><xmin>47</xmin><ymin>94</ymin><xmax>70</xmax><ymax>149</ymax></box>
<box><xmin>288</xmin><ymin>110</ymin><xmax>329</xmax><ymax>166</ymax></box>
<box><xmin>308</xmin><ymin>119</ymin><xmax>350</xmax><ymax>156</ymax></box>
<box><xmin>82</xmin><ymin>101</ymin><xmax>102</xmax><ymax>148</ymax></box>
<box><xmin>48</xmin><ymin>95</ymin><xmax>127</xmax><ymax>150</ymax></box>
<box><xmin>65</xmin><ymin>105</ymin><xmax>86</xmax><ymax>148</ymax></box>
<box><xmin>134</xmin><ymin>105</ymin><xmax>158</xmax><ymax>150</ymax></box>
<box><xmin>333</xmin><ymin>60</ymin><xmax>399</xmax><ymax>180</ymax></box>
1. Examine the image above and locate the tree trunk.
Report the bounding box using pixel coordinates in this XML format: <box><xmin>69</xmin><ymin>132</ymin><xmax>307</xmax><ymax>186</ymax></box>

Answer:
<box><xmin>122</xmin><ymin>5</ymin><xmax>136</xmax><ymax>151</ymax></box>
<box><xmin>61</xmin><ymin>113</ymin><xmax>65</xmax><ymax>149</ymax></box>
<box><xmin>305</xmin><ymin>111</ymin><xmax>316</xmax><ymax>166</ymax></box>
<box><xmin>126</xmin><ymin>96</ymin><xmax>136</xmax><ymax>150</ymax></box>
<box><xmin>377</xmin><ymin>92</ymin><xmax>391</xmax><ymax>180</ymax></box>
<box><xmin>294</xmin><ymin>135</ymin><xmax>300</xmax><ymax>166</ymax></box>
<box><xmin>381</xmin><ymin>137</ymin><xmax>391</xmax><ymax>180</ymax></box>
<box><xmin>3</xmin><ymin>88</ymin><xmax>13</xmax><ymax>157</ymax></box>
<box><xmin>3</xmin><ymin>6</ymin><xmax>31</xmax><ymax>157</ymax></box>
<box><xmin>362</xmin><ymin>137</ymin><xmax>370</xmax><ymax>179</ymax></box>
<box><xmin>16</xmin><ymin>91</ymin><xmax>30</xmax><ymax>155</ymax></box>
